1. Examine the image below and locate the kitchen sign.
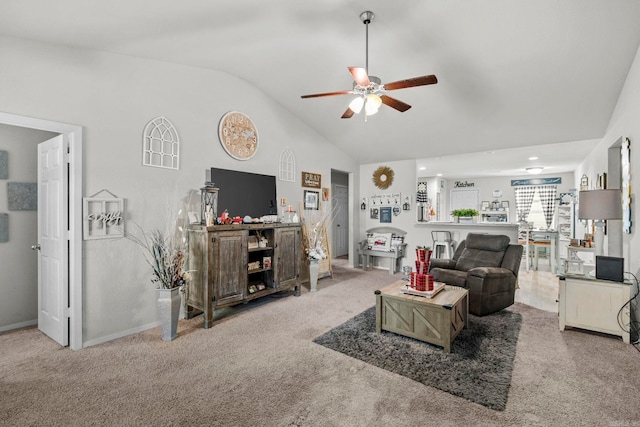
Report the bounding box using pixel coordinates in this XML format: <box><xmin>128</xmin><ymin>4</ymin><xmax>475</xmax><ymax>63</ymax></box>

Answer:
<box><xmin>511</xmin><ymin>177</ymin><xmax>561</xmax><ymax>186</ymax></box>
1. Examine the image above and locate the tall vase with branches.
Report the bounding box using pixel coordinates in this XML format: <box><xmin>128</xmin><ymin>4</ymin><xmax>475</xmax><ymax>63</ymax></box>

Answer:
<box><xmin>125</xmin><ymin>191</ymin><xmax>198</xmax><ymax>341</ymax></box>
<box><xmin>301</xmin><ymin>203</ymin><xmax>339</xmax><ymax>291</ymax></box>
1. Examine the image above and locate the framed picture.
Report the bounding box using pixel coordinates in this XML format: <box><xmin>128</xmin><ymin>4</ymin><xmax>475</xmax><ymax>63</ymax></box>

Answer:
<box><xmin>481</xmin><ymin>201</ymin><xmax>490</xmax><ymax>211</ymax></box>
<box><xmin>580</xmin><ymin>174</ymin><xmax>589</xmax><ymax>191</ymax></box>
<box><xmin>500</xmin><ymin>201</ymin><xmax>509</xmax><ymax>209</ymax></box>
<box><xmin>304</xmin><ymin>190</ymin><xmax>319</xmax><ymax>210</ymax></box>
<box><xmin>380</xmin><ymin>207</ymin><xmax>392</xmax><ymax>223</ymax></box>
<box><xmin>596</xmin><ymin>172</ymin><xmax>607</xmax><ymax>189</ymax></box>
<box><xmin>322</xmin><ymin>187</ymin><xmax>330</xmax><ymax>201</ymax></box>
<box><xmin>301</xmin><ymin>171</ymin><xmax>321</xmax><ymax>188</ymax></box>
<box><xmin>370</xmin><ymin>208</ymin><xmax>379</xmax><ymax>219</ymax></box>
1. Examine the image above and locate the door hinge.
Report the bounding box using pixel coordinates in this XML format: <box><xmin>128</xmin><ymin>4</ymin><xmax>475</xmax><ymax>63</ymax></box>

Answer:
<box><xmin>64</xmin><ymin>307</ymin><xmax>71</xmax><ymax>318</ymax></box>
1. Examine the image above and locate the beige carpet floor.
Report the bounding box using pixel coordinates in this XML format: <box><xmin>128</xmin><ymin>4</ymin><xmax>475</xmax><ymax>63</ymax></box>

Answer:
<box><xmin>1</xmin><ymin>261</ymin><xmax>639</xmax><ymax>426</ymax></box>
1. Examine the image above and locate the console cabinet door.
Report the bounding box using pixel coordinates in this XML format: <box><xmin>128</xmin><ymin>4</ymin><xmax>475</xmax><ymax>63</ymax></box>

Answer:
<box><xmin>186</xmin><ymin>228</ymin><xmax>208</xmax><ymax>312</ymax></box>
<box><xmin>275</xmin><ymin>227</ymin><xmax>300</xmax><ymax>288</ymax></box>
<box><xmin>211</xmin><ymin>230</ymin><xmax>247</xmax><ymax>304</ymax></box>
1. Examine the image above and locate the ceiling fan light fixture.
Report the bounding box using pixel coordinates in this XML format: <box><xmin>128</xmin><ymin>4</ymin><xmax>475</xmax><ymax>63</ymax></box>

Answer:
<box><xmin>526</xmin><ymin>167</ymin><xmax>544</xmax><ymax>174</ymax></box>
<box><xmin>300</xmin><ymin>10</ymin><xmax>437</xmax><ymax>118</ymax></box>
<box><xmin>349</xmin><ymin>96</ymin><xmax>365</xmax><ymax>114</ymax></box>
<box><xmin>365</xmin><ymin>93</ymin><xmax>382</xmax><ymax>115</ymax></box>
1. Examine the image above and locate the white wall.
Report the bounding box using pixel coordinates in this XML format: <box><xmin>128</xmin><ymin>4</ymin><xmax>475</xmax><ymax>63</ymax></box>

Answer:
<box><xmin>0</xmin><ymin>36</ymin><xmax>358</xmax><ymax>345</ymax></box>
<box><xmin>442</xmin><ymin>172</ymin><xmax>575</xmax><ymax>223</ymax></box>
<box><xmin>360</xmin><ymin>160</ymin><xmax>575</xmax><ymax>269</ymax></box>
<box><xmin>0</xmin><ymin>125</ymin><xmax>57</xmax><ymax>331</ymax></box>
<box><xmin>576</xmin><ymin>42</ymin><xmax>640</xmax><ymax>334</ymax></box>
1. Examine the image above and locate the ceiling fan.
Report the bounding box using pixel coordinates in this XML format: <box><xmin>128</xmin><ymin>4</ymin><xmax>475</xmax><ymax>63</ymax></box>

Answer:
<box><xmin>301</xmin><ymin>10</ymin><xmax>437</xmax><ymax>119</ymax></box>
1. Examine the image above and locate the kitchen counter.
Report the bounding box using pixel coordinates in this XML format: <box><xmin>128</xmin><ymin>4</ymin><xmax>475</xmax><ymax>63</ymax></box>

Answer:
<box><xmin>416</xmin><ymin>221</ymin><xmax>519</xmax><ymax>246</ymax></box>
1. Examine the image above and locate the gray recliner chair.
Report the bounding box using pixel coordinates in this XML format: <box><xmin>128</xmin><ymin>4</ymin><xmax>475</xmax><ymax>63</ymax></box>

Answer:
<box><xmin>429</xmin><ymin>233</ymin><xmax>523</xmax><ymax>316</ymax></box>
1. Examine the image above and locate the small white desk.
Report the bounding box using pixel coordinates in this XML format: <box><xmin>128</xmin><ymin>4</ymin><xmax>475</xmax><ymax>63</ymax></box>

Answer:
<box><xmin>559</xmin><ymin>275</ymin><xmax>633</xmax><ymax>343</ymax></box>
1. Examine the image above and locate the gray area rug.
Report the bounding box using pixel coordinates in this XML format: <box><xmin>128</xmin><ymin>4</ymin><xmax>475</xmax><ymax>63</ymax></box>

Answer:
<box><xmin>313</xmin><ymin>306</ymin><xmax>522</xmax><ymax>411</ymax></box>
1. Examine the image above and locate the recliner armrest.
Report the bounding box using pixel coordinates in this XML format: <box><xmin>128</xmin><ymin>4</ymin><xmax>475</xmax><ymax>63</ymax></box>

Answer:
<box><xmin>429</xmin><ymin>258</ymin><xmax>457</xmax><ymax>271</ymax></box>
<box><xmin>467</xmin><ymin>266</ymin><xmax>515</xmax><ymax>279</ymax></box>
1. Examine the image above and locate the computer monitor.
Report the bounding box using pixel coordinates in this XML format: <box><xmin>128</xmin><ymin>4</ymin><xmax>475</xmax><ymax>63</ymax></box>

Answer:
<box><xmin>595</xmin><ymin>256</ymin><xmax>624</xmax><ymax>282</ymax></box>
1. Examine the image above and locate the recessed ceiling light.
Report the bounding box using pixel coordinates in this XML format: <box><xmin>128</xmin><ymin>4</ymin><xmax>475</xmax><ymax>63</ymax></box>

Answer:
<box><xmin>419</xmin><ymin>166</ymin><xmax>426</xmax><ymax>170</ymax></box>
<box><xmin>436</xmin><ymin>173</ymin><xmax>443</xmax><ymax>177</ymax></box>
<box><xmin>526</xmin><ymin>167</ymin><xmax>544</xmax><ymax>174</ymax></box>
<box><xmin>528</xmin><ymin>156</ymin><xmax>539</xmax><ymax>160</ymax></box>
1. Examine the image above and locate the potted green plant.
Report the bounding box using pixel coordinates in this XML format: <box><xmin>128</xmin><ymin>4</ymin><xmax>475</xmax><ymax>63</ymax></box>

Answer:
<box><xmin>451</xmin><ymin>208</ymin><xmax>479</xmax><ymax>223</ymax></box>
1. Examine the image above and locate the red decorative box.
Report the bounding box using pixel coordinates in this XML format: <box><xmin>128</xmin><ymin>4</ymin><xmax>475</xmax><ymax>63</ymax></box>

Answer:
<box><xmin>415</xmin><ymin>261</ymin><xmax>430</xmax><ymax>275</ymax></box>
<box><xmin>415</xmin><ymin>248</ymin><xmax>433</xmax><ymax>262</ymax></box>
<box><xmin>410</xmin><ymin>273</ymin><xmax>434</xmax><ymax>291</ymax></box>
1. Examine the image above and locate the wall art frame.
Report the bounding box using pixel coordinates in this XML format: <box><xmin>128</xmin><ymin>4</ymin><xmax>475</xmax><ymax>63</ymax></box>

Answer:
<box><xmin>142</xmin><ymin>116</ymin><xmax>180</xmax><ymax>170</ymax></box>
<box><xmin>302</xmin><ymin>171</ymin><xmax>321</xmax><ymax>188</ymax></box>
<box><xmin>380</xmin><ymin>206</ymin><xmax>392</xmax><ymax>223</ymax></box>
<box><xmin>304</xmin><ymin>190</ymin><xmax>319</xmax><ymax>210</ymax></box>
<box><xmin>0</xmin><ymin>150</ymin><xmax>7</xmax><ymax>179</ymax></box>
<box><xmin>622</xmin><ymin>137</ymin><xmax>632</xmax><ymax>233</ymax></box>
<box><xmin>7</xmin><ymin>182</ymin><xmax>37</xmax><ymax>210</ymax></box>
<box><xmin>83</xmin><ymin>189</ymin><xmax>124</xmax><ymax>240</ymax></box>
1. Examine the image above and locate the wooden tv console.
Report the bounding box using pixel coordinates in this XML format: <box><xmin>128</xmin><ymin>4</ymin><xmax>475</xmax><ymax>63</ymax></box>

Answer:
<box><xmin>186</xmin><ymin>223</ymin><xmax>301</xmax><ymax>328</ymax></box>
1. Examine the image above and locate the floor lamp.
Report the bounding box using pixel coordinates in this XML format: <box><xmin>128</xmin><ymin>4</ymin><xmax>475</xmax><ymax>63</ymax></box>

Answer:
<box><xmin>578</xmin><ymin>189</ymin><xmax>622</xmax><ymax>257</ymax></box>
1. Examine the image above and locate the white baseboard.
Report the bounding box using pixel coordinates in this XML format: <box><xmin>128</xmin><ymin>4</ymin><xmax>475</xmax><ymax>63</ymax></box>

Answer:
<box><xmin>82</xmin><ymin>321</ymin><xmax>160</xmax><ymax>348</ymax></box>
<box><xmin>0</xmin><ymin>319</ymin><xmax>38</xmax><ymax>333</ymax></box>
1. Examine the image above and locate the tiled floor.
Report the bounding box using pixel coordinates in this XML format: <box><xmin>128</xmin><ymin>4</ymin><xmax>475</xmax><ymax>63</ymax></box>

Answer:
<box><xmin>516</xmin><ymin>254</ymin><xmax>559</xmax><ymax>313</ymax></box>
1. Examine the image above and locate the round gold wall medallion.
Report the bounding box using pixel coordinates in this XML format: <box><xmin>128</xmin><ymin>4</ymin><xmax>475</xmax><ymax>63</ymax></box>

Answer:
<box><xmin>372</xmin><ymin>166</ymin><xmax>394</xmax><ymax>189</ymax></box>
<box><xmin>218</xmin><ymin>111</ymin><xmax>259</xmax><ymax>160</ymax></box>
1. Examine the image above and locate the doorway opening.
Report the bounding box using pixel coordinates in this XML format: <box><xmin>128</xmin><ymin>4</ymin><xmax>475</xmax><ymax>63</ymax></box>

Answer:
<box><xmin>331</xmin><ymin>169</ymin><xmax>350</xmax><ymax>261</ymax></box>
<box><xmin>0</xmin><ymin>112</ymin><xmax>83</xmax><ymax>350</ymax></box>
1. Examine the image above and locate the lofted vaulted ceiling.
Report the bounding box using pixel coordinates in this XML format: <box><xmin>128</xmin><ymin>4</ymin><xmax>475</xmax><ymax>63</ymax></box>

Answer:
<box><xmin>2</xmin><ymin>0</ymin><xmax>640</xmax><ymax>177</ymax></box>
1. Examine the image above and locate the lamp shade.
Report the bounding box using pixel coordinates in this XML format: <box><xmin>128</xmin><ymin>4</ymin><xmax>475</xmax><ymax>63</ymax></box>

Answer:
<box><xmin>578</xmin><ymin>189</ymin><xmax>622</xmax><ymax>220</ymax></box>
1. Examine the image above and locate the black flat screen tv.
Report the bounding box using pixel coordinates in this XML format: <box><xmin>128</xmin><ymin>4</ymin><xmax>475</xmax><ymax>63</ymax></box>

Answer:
<box><xmin>210</xmin><ymin>167</ymin><xmax>277</xmax><ymax>218</ymax></box>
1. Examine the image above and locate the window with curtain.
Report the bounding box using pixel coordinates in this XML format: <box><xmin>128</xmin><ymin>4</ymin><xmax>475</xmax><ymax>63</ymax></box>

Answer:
<box><xmin>515</xmin><ymin>185</ymin><xmax>557</xmax><ymax>228</ymax></box>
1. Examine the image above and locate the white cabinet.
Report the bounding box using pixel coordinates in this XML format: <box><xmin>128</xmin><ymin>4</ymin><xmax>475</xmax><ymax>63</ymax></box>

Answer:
<box><xmin>559</xmin><ymin>276</ymin><xmax>632</xmax><ymax>343</ymax></box>
<box><xmin>480</xmin><ymin>209</ymin><xmax>509</xmax><ymax>223</ymax></box>
<box><xmin>555</xmin><ymin>203</ymin><xmax>574</xmax><ymax>263</ymax></box>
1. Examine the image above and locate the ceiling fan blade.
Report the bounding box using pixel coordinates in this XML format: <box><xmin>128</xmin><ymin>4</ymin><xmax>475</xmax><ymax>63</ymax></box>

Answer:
<box><xmin>380</xmin><ymin>95</ymin><xmax>412</xmax><ymax>112</ymax></box>
<box><xmin>383</xmin><ymin>75</ymin><xmax>438</xmax><ymax>91</ymax></box>
<box><xmin>348</xmin><ymin>67</ymin><xmax>371</xmax><ymax>86</ymax></box>
<box><xmin>301</xmin><ymin>90</ymin><xmax>354</xmax><ymax>99</ymax></box>
<box><xmin>341</xmin><ymin>108</ymin><xmax>355</xmax><ymax>119</ymax></box>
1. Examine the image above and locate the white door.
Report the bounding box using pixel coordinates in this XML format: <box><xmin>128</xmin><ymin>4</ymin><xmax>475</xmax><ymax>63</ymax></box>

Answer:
<box><xmin>333</xmin><ymin>184</ymin><xmax>349</xmax><ymax>257</ymax></box>
<box><xmin>37</xmin><ymin>134</ymin><xmax>69</xmax><ymax>346</ymax></box>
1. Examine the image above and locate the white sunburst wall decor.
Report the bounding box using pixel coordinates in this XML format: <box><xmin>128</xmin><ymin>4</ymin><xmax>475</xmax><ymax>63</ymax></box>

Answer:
<box><xmin>142</xmin><ymin>116</ymin><xmax>180</xmax><ymax>170</ymax></box>
<box><xmin>279</xmin><ymin>147</ymin><xmax>296</xmax><ymax>182</ymax></box>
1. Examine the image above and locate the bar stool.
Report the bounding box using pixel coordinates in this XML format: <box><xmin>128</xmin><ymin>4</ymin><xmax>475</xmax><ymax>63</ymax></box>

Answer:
<box><xmin>431</xmin><ymin>231</ymin><xmax>455</xmax><ymax>259</ymax></box>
